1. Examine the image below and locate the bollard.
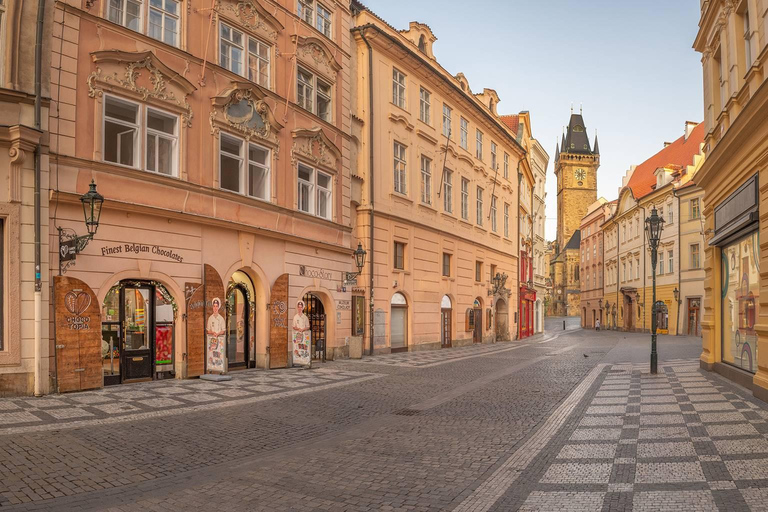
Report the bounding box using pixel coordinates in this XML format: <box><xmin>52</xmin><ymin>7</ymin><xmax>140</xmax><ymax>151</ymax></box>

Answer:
<box><xmin>563</xmin><ymin>320</ymin><xmax>566</xmax><ymax>330</ymax></box>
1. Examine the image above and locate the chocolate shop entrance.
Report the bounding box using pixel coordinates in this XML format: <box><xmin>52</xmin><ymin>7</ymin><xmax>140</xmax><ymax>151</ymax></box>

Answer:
<box><xmin>302</xmin><ymin>292</ymin><xmax>327</xmax><ymax>362</ymax></box>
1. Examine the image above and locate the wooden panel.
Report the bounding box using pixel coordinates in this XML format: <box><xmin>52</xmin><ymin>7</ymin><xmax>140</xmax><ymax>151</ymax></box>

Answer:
<box><xmin>185</xmin><ymin>282</ymin><xmax>204</xmax><ymax>378</ymax></box>
<box><xmin>269</xmin><ymin>273</ymin><xmax>289</xmax><ymax>369</ymax></box>
<box><xmin>204</xmin><ymin>264</ymin><xmax>225</xmax><ymax>374</ymax></box>
<box><xmin>54</xmin><ymin>276</ymin><xmax>102</xmax><ymax>392</ymax></box>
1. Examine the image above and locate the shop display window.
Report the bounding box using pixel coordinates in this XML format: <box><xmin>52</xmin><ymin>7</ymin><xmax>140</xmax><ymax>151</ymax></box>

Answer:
<box><xmin>722</xmin><ymin>231</ymin><xmax>760</xmax><ymax>373</ymax></box>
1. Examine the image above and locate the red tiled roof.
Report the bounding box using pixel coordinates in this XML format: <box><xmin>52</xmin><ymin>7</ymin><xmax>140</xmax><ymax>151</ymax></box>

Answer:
<box><xmin>500</xmin><ymin>114</ymin><xmax>519</xmax><ymax>136</ymax></box>
<box><xmin>626</xmin><ymin>123</ymin><xmax>705</xmax><ymax>199</ymax></box>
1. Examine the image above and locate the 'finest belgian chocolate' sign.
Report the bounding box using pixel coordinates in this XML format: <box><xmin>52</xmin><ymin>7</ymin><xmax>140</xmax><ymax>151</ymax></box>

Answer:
<box><xmin>101</xmin><ymin>243</ymin><xmax>184</xmax><ymax>263</ymax></box>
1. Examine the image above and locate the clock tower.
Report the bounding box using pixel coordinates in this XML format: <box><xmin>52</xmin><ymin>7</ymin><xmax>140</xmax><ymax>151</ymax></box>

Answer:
<box><xmin>554</xmin><ymin>112</ymin><xmax>600</xmax><ymax>251</ymax></box>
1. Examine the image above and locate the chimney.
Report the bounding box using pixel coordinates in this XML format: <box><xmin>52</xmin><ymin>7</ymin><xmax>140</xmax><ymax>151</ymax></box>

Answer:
<box><xmin>664</xmin><ymin>142</ymin><xmax>672</xmax><ymax>147</ymax></box>
<box><xmin>684</xmin><ymin>121</ymin><xmax>699</xmax><ymax>140</ymax></box>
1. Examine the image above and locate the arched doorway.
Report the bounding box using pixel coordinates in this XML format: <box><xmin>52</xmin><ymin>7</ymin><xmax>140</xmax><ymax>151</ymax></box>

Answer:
<box><xmin>301</xmin><ymin>292</ymin><xmax>327</xmax><ymax>362</ymax></box>
<box><xmin>440</xmin><ymin>295</ymin><xmax>452</xmax><ymax>348</ymax></box>
<box><xmin>472</xmin><ymin>298</ymin><xmax>483</xmax><ymax>344</ymax></box>
<box><xmin>534</xmin><ymin>299</ymin><xmax>541</xmax><ymax>333</ymax></box>
<box><xmin>495</xmin><ymin>298</ymin><xmax>508</xmax><ymax>341</ymax></box>
<box><xmin>623</xmin><ymin>295</ymin><xmax>634</xmax><ymax>331</ymax></box>
<box><xmin>101</xmin><ymin>280</ymin><xmax>177</xmax><ymax>385</ymax></box>
<box><xmin>391</xmin><ymin>292</ymin><xmax>408</xmax><ymax>353</ymax></box>
<box><xmin>227</xmin><ymin>271</ymin><xmax>255</xmax><ymax>369</ymax></box>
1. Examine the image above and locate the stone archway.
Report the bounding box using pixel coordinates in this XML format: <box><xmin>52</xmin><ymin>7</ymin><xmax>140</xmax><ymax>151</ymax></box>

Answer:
<box><xmin>495</xmin><ymin>297</ymin><xmax>509</xmax><ymax>341</ymax></box>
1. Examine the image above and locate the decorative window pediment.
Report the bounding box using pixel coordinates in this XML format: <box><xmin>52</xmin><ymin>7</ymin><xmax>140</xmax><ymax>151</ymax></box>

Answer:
<box><xmin>217</xmin><ymin>0</ymin><xmax>284</xmax><ymax>42</ymax></box>
<box><xmin>290</xmin><ymin>127</ymin><xmax>341</xmax><ymax>170</ymax></box>
<box><xmin>292</xmin><ymin>35</ymin><xmax>341</xmax><ymax>80</ymax></box>
<box><xmin>87</xmin><ymin>50</ymin><xmax>195</xmax><ymax>127</ymax></box>
<box><xmin>210</xmin><ymin>81</ymin><xmax>283</xmax><ymax>150</ymax></box>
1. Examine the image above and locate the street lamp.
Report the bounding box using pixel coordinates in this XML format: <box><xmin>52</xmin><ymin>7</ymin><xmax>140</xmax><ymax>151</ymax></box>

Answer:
<box><xmin>344</xmin><ymin>242</ymin><xmax>367</xmax><ymax>282</ymax></box>
<box><xmin>645</xmin><ymin>207</ymin><xmax>665</xmax><ymax>374</ymax></box>
<box><xmin>673</xmin><ymin>287</ymin><xmax>681</xmax><ymax>336</ymax></box>
<box><xmin>490</xmin><ymin>272</ymin><xmax>509</xmax><ymax>296</ymax></box>
<box><xmin>58</xmin><ymin>180</ymin><xmax>104</xmax><ymax>274</ymax></box>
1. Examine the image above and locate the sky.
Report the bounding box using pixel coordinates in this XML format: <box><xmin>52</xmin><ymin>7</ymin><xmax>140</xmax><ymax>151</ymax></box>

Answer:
<box><xmin>365</xmin><ymin>0</ymin><xmax>704</xmax><ymax>241</ymax></box>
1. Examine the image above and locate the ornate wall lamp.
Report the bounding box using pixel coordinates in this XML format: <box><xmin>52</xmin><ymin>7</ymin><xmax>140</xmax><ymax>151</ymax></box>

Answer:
<box><xmin>344</xmin><ymin>242</ymin><xmax>367</xmax><ymax>283</ymax></box>
<box><xmin>58</xmin><ymin>180</ymin><xmax>104</xmax><ymax>274</ymax></box>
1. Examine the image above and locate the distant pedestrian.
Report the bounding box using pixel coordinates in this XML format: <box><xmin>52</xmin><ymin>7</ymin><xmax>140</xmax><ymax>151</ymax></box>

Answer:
<box><xmin>595</xmin><ymin>319</ymin><xmax>600</xmax><ymax>331</ymax></box>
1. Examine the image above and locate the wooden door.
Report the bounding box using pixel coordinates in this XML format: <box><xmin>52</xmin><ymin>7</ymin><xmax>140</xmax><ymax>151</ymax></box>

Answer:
<box><xmin>441</xmin><ymin>309</ymin><xmax>451</xmax><ymax>348</ymax></box>
<box><xmin>185</xmin><ymin>282</ymin><xmax>205</xmax><ymax>377</ymax></box>
<box><xmin>473</xmin><ymin>308</ymin><xmax>482</xmax><ymax>343</ymax></box>
<box><xmin>688</xmin><ymin>299</ymin><xmax>700</xmax><ymax>336</ymax></box>
<box><xmin>269</xmin><ymin>274</ymin><xmax>289</xmax><ymax>368</ymax></box>
<box><xmin>391</xmin><ymin>306</ymin><xmax>407</xmax><ymax>353</ymax></box>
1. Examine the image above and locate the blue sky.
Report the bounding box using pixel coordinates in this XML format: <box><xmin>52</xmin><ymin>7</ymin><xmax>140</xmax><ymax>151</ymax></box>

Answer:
<box><xmin>364</xmin><ymin>0</ymin><xmax>704</xmax><ymax>240</ymax></box>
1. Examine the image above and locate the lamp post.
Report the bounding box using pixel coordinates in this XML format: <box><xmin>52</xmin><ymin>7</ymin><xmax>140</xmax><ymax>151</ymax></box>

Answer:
<box><xmin>645</xmin><ymin>207</ymin><xmax>665</xmax><ymax>374</ymax></box>
<box><xmin>673</xmin><ymin>286</ymin><xmax>681</xmax><ymax>336</ymax></box>
<box><xmin>58</xmin><ymin>180</ymin><xmax>104</xmax><ymax>274</ymax></box>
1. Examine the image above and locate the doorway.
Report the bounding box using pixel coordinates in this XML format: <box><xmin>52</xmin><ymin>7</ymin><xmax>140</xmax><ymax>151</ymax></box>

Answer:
<box><xmin>101</xmin><ymin>281</ymin><xmax>176</xmax><ymax>385</ymax></box>
<box><xmin>226</xmin><ymin>284</ymin><xmax>250</xmax><ymax>369</ymax></box>
<box><xmin>496</xmin><ymin>298</ymin><xmax>509</xmax><ymax>341</ymax></box>
<box><xmin>623</xmin><ymin>295</ymin><xmax>634</xmax><ymax>331</ymax></box>
<box><xmin>440</xmin><ymin>295</ymin><xmax>452</xmax><ymax>348</ymax></box>
<box><xmin>688</xmin><ymin>298</ymin><xmax>700</xmax><ymax>336</ymax></box>
<box><xmin>472</xmin><ymin>298</ymin><xmax>482</xmax><ymax>344</ymax></box>
<box><xmin>302</xmin><ymin>292</ymin><xmax>327</xmax><ymax>361</ymax></box>
<box><xmin>391</xmin><ymin>292</ymin><xmax>408</xmax><ymax>353</ymax></box>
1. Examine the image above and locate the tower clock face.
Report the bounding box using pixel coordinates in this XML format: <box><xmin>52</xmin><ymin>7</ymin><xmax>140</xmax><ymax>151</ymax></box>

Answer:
<box><xmin>574</xmin><ymin>169</ymin><xmax>586</xmax><ymax>181</ymax></box>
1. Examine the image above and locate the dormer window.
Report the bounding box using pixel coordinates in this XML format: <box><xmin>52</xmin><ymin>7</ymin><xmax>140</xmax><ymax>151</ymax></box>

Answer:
<box><xmin>418</xmin><ymin>35</ymin><xmax>426</xmax><ymax>54</ymax></box>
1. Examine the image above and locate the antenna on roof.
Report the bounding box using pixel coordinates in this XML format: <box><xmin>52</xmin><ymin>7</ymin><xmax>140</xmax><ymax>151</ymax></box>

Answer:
<box><xmin>580</xmin><ymin>103</ymin><xmax>583</xmax><ymax>114</ymax></box>
<box><xmin>570</xmin><ymin>103</ymin><xmax>573</xmax><ymax>114</ymax></box>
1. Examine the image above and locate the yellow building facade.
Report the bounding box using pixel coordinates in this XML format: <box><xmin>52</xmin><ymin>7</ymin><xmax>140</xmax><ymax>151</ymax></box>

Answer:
<box><xmin>693</xmin><ymin>0</ymin><xmax>768</xmax><ymax>399</ymax></box>
<box><xmin>351</xmin><ymin>5</ymin><xmax>526</xmax><ymax>352</ymax></box>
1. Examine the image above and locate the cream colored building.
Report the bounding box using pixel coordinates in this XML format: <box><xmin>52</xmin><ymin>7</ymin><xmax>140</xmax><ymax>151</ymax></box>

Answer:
<box><xmin>0</xmin><ymin>0</ymin><xmax>52</xmax><ymax>395</ymax></box>
<box><xmin>351</xmin><ymin>5</ymin><xmax>524</xmax><ymax>352</ymax></box>
<box><xmin>677</xmin><ymin>182</ymin><xmax>705</xmax><ymax>336</ymax></box>
<box><xmin>531</xmin><ymin>140</ymin><xmax>548</xmax><ymax>332</ymax></box>
<box><xmin>693</xmin><ymin>0</ymin><xmax>768</xmax><ymax>399</ymax></box>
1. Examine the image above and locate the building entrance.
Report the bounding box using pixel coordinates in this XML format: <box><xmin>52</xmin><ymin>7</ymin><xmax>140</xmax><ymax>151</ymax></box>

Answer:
<box><xmin>302</xmin><ymin>293</ymin><xmax>327</xmax><ymax>361</ymax></box>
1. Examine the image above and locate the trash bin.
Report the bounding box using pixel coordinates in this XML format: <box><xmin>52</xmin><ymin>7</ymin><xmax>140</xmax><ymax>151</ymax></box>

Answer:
<box><xmin>349</xmin><ymin>336</ymin><xmax>363</xmax><ymax>359</ymax></box>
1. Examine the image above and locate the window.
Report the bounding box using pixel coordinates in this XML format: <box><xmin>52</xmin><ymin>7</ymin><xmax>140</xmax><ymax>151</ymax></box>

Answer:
<box><xmin>103</xmin><ymin>95</ymin><xmax>139</xmax><ymax>168</ymax></box>
<box><xmin>316</xmin><ymin>3</ymin><xmax>331</xmax><ymax>37</ymax></box>
<box><xmin>419</xmin><ymin>88</ymin><xmax>430</xmax><ymax>124</ymax></box>
<box><xmin>297</xmin><ymin>0</ymin><xmax>312</xmax><ymax>24</ymax></box>
<box><xmin>691</xmin><ymin>243</ymin><xmax>701</xmax><ymax>269</ymax></box>
<box><xmin>690</xmin><ymin>198</ymin><xmax>700</xmax><ymax>220</ymax></box>
<box><xmin>108</xmin><ymin>0</ymin><xmax>142</xmax><ymax>32</ymax></box>
<box><xmin>219</xmin><ymin>134</ymin><xmax>271</xmax><ymax>200</ymax></box>
<box><xmin>629</xmin><ymin>260</ymin><xmax>633</xmax><ymax>280</ymax></box>
<box><xmin>220</xmin><ymin>24</ymin><xmax>244</xmax><ymax>75</ymax></box>
<box><xmin>744</xmin><ymin>8</ymin><xmax>752</xmax><ymax>69</ymax></box>
<box><xmin>297</xmin><ymin>162</ymin><xmax>332</xmax><ymax>219</ymax></box>
<box><xmin>476</xmin><ymin>187</ymin><xmax>484</xmax><ymax>226</ymax></box>
<box><xmin>668</xmin><ymin>204</ymin><xmax>673</xmax><ymax>224</ymax></box>
<box><xmin>658</xmin><ymin>206</ymin><xmax>664</xmax><ymax>222</ymax></box>
<box><xmin>659</xmin><ymin>254</ymin><xmax>665</xmax><ymax>274</ymax></box>
<box><xmin>476</xmin><ymin>130</ymin><xmax>483</xmax><ymax>160</ymax></box>
<box><xmin>460</xmin><ymin>117</ymin><xmax>468</xmax><ymax>149</ymax></box>
<box><xmin>475</xmin><ymin>261</ymin><xmax>482</xmax><ymax>282</ymax></box>
<box><xmin>393</xmin><ymin>142</ymin><xmax>407</xmax><ymax>195</ymax></box>
<box><xmin>394</xmin><ymin>241</ymin><xmax>405</xmax><ymax>270</ymax></box>
<box><xmin>622</xmin><ymin>262</ymin><xmax>626</xmax><ymax>282</ymax></box>
<box><xmin>635</xmin><ymin>257</ymin><xmax>639</xmax><ymax>279</ymax></box>
<box><xmin>491</xmin><ymin>142</ymin><xmax>497</xmax><ymax>171</ymax></box>
<box><xmin>443</xmin><ymin>169</ymin><xmax>452</xmax><ymax>213</ymax></box>
<box><xmin>392</xmin><ymin>68</ymin><xmax>405</xmax><ymax>108</ymax></box>
<box><xmin>148</xmin><ymin>0</ymin><xmax>179</xmax><ymax>46</ymax></box>
<box><xmin>668</xmin><ymin>250</ymin><xmax>674</xmax><ymax>273</ymax></box>
<box><xmin>297</xmin><ymin>68</ymin><xmax>331</xmax><ymax>121</ymax></box>
<box><xmin>503</xmin><ymin>153</ymin><xmax>509</xmax><ymax>179</ymax></box>
<box><xmin>420</xmin><ymin>156</ymin><xmax>432</xmax><ymax>205</ymax></box>
<box><xmin>461</xmin><ymin>178</ymin><xmax>469</xmax><ymax>220</ymax></box>
<box><xmin>504</xmin><ymin>203</ymin><xmax>509</xmax><ymax>237</ymax></box>
<box><xmin>490</xmin><ymin>196</ymin><xmax>497</xmax><ymax>232</ymax></box>
<box><xmin>248</xmin><ymin>39</ymin><xmax>270</xmax><ymax>87</ymax></box>
<box><xmin>146</xmin><ymin>108</ymin><xmax>178</xmax><ymax>176</ymax></box>
<box><xmin>442</xmin><ymin>104</ymin><xmax>452</xmax><ymax>138</ymax></box>
<box><xmin>442</xmin><ymin>253</ymin><xmax>451</xmax><ymax>277</ymax></box>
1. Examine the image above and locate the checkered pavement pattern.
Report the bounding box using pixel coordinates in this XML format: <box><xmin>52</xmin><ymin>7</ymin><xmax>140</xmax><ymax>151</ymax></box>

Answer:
<box><xmin>512</xmin><ymin>359</ymin><xmax>768</xmax><ymax>511</ymax></box>
<box><xmin>0</xmin><ymin>367</ymin><xmax>380</xmax><ymax>433</ymax></box>
<box><xmin>351</xmin><ymin>341</ymin><xmax>538</xmax><ymax>368</ymax></box>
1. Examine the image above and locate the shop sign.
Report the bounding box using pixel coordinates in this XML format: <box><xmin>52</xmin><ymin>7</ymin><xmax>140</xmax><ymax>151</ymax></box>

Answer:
<box><xmin>298</xmin><ymin>265</ymin><xmax>332</xmax><ymax>280</ymax></box>
<box><xmin>336</xmin><ymin>299</ymin><xmax>351</xmax><ymax>311</ymax></box>
<box><xmin>101</xmin><ymin>243</ymin><xmax>184</xmax><ymax>263</ymax></box>
<box><xmin>713</xmin><ymin>174</ymin><xmax>758</xmax><ymax>242</ymax></box>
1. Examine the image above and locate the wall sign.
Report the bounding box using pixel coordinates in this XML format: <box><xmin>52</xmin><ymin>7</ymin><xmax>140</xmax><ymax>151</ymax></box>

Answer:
<box><xmin>336</xmin><ymin>299</ymin><xmax>351</xmax><ymax>310</ymax></box>
<box><xmin>298</xmin><ymin>265</ymin><xmax>332</xmax><ymax>280</ymax></box>
<box><xmin>101</xmin><ymin>243</ymin><xmax>184</xmax><ymax>263</ymax></box>
<box><xmin>204</xmin><ymin>264</ymin><xmax>226</xmax><ymax>374</ymax></box>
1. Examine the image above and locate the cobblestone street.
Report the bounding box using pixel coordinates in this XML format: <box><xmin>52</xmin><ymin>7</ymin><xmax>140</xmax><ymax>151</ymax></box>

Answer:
<box><xmin>3</xmin><ymin>320</ymin><xmax>766</xmax><ymax>511</ymax></box>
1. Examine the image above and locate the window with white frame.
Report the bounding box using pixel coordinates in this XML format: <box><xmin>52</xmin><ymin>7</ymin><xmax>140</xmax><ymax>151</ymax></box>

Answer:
<box><xmin>103</xmin><ymin>96</ymin><xmax>139</xmax><ymax>168</ymax></box>
<box><xmin>442</xmin><ymin>104</ymin><xmax>452</xmax><ymax>137</ymax></box>
<box><xmin>690</xmin><ymin>198</ymin><xmax>700</xmax><ymax>220</ymax></box>
<box><xmin>146</xmin><ymin>108</ymin><xmax>178</xmax><ymax>176</ymax></box>
<box><xmin>476</xmin><ymin>186</ymin><xmax>483</xmax><ymax>226</ymax></box>
<box><xmin>392</xmin><ymin>68</ymin><xmax>405</xmax><ymax>108</ymax></box>
<box><xmin>460</xmin><ymin>117</ymin><xmax>468</xmax><ymax>150</ymax></box>
<box><xmin>248</xmin><ymin>38</ymin><xmax>270</xmax><ymax>87</ymax></box>
<box><xmin>443</xmin><ymin>169</ymin><xmax>452</xmax><ymax>213</ymax></box>
<box><xmin>667</xmin><ymin>203</ymin><xmax>673</xmax><ymax>224</ymax></box>
<box><xmin>419</xmin><ymin>87</ymin><xmax>430</xmax><ymax>124</ymax></box>
<box><xmin>629</xmin><ymin>260</ymin><xmax>633</xmax><ymax>280</ymax></box>
<box><xmin>659</xmin><ymin>253</ymin><xmax>665</xmax><ymax>274</ymax></box>
<box><xmin>461</xmin><ymin>178</ymin><xmax>469</xmax><ymax>220</ymax></box>
<box><xmin>297</xmin><ymin>162</ymin><xmax>332</xmax><ymax>220</ymax></box>
<box><xmin>297</xmin><ymin>0</ymin><xmax>312</xmax><ymax>24</ymax></box>
<box><xmin>148</xmin><ymin>0</ymin><xmax>179</xmax><ymax>46</ymax></box>
<box><xmin>490</xmin><ymin>195</ymin><xmax>497</xmax><ymax>232</ymax></box>
<box><xmin>393</xmin><ymin>141</ymin><xmax>407</xmax><ymax>195</ymax></box>
<box><xmin>108</xmin><ymin>0</ymin><xmax>142</xmax><ymax>32</ymax></box>
<box><xmin>297</xmin><ymin>67</ymin><xmax>331</xmax><ymax>121</ymax></box>
<box><xmin>218</xmin><ymin>134</ymin><xmax>272</xmax><ymax>200</ymax></box>
<box><xmin>503</xmin><ymin>153</ymin><xmax>509</xmax><ymax>179</ymax></box>
<box><xmin>668</xmin><ymin>249</ymin><xmax>674</xmax><ymax>273</ymax></box>
<box><xmin>476</xmin><ymin>129</ymin><xmax>483</xmax><ymax>160</ymax></box>
<box><xmin>491</xmin><ymin>142</ymin><xmax>497</xmax><ymax>171</ymax></box>
<box><xmin>691</xmin><ymin>243</ymin><xmax>700</xmax><ymax>269</ymax></box>
<box><xmin>504</xmin><ymin>203</ymin><xmax>509</xmax><ymax>237</ymax></box>
<box><xmin>316</xmin><ymin>3</ymin><xmax>331</xmax><ymax>37</ymax></box>
<box><xmin>420</xmin><ymin>155</ymin><xmax>431</xmax><ymax>205</ymax></box>
<box><xmin>743</xmin><ymin>7</ymin><xmax>752</xmax><ymax>69</ymax></box>
<box><xmin>297</xmin><ymin>0</ymin><xmax>331</xmax><ymax>37</ymax></box>
<box><xmin>219</xmin><ymin>23</ymin><xmax>272</xmax><ymax>88</ymax></box>
<box><xmin>635</xmin><ymin>257</ymin><xmax>639</xmax><ymax>279</ymax></box>
<box><xmin>220</xmin><ymin>24</ymin><xmax>244</xmax><ymax>75</ymax></box>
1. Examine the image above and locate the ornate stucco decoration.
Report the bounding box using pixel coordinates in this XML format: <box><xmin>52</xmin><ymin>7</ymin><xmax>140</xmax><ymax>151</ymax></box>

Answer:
<box><xmin>87</xmin><ymin>50</ymin><xmax>196</xmax><ymax>127</ymax></box>
<box><xmin>291</xmin><ymin>35</ymin><xmax>341</xmax><ymax>81</ymax></box>
<box><xmin>389</xmin><ymin>113</ymin><xmax>414</xmax><ymax>132</ymax></box>
<box><xmin>219</xmin><ymin>0</ymin><xmax>284</xmax><ymax>42</ymax></box>
<box><xmin>290</xmin><ymin>127</ymin><xmax>341</xmax><ymax>170</ymax></box>
<box><xmin>210</xmin><ymin>81</ymin><xmax>283</xmax><ymax>153</ymax></box>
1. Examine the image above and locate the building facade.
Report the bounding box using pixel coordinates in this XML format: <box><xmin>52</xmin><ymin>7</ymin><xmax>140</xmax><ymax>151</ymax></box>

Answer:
<box><xmin>40</xmin><ymin>0</ymin><xmax>359</xmax><ymax>394</ymax></box>
<box><xmin>602</xmin><ymin>122</ymin><xmax>705</xmax><ymax>334</ymax></box>
<box><xmin>0</xmin><ymin>0</ymin><xmax>52</xmax><ymax>395</ymax></box>
<box><xmin>550</xmin><ymin>111</ymin><xmax>599</xmax><ymax>316</ymax></box>
<box><xmin>693</xmin><ymin>0</ymin><xmax>768</xmax><ymax>400</ymax></box>
<box><xmin>579</xmin><ymin>199</ymin><xmax>614</xmax><ymax>329</ymax></box>
<box><xmin>351</xmin><ymin>6</ymin><xmax>524</xmax><ymax>352</ymax></box>
<box><xmin>531</xmin><ymin>139</ymin><xmax>548</xmax><ymax>332</ymax></box>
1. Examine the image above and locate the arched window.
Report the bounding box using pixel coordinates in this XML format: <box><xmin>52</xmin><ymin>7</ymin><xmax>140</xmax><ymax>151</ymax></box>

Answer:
<box><xmin>391</xmin><ymin>292</ymin><xmax>407</xmax><ymax>305</ymax></box>
<box><xmin>418</xmin><ymin>35</ymin><xmax>427</xmax><ymax>53</ymax></box>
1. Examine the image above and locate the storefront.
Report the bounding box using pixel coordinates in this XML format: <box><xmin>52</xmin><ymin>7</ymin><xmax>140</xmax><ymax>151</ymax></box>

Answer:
<box><xmin>518</xmin><ymin>287</ymin><xmax>535</xmax><ymax>339</ymax></box>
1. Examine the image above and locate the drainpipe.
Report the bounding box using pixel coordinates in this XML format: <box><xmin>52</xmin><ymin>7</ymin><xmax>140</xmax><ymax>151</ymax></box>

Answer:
<box><xmin>615</xmin><ymin>218</ymin><xmax>620</xmax><ymax>330</ymax></box>
<box><xmin>33</xmin><ymin>0</ymin><xmax>47</xmax><ymax>396</ymax></box>
<box><xmin>641</xmin><ymin>206</ymin><xmax>647</xmax><ymax>334</ymax></box>
<box><xmin>674</xmin><ymin>189</ymin><xmax>681</xmax><ymax>336</ymax></box>
<box><xmin>359</xmin><ymin>28</ymin><xmax>375</xmax><ymax>356</ymax></box>
<box><xmin>516</xmin><ymin>162</ymin><xmax>521</xmax><ymax>340</ymax></box>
